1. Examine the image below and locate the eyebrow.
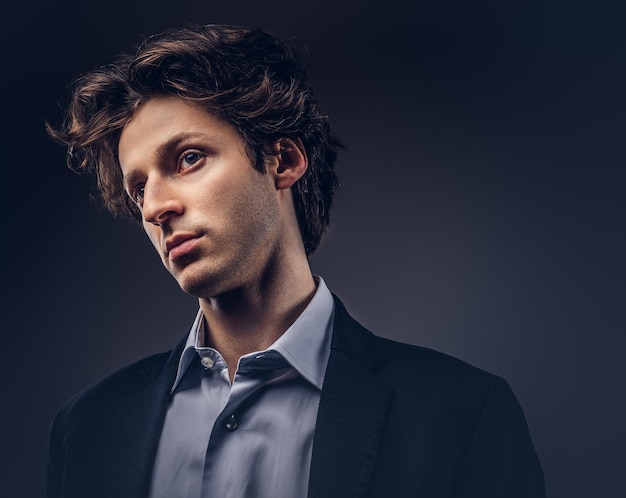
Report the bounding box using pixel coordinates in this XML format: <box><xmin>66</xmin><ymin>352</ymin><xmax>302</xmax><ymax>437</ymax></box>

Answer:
<box><xmin>154</xmin><ymin>133</ymin><xmax>208</xmax><ymax>163</ymax></box>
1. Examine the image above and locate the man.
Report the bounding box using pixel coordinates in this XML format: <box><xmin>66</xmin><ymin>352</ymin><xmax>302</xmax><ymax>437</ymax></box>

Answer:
<box><xmin>46</xmin><ymin>24</ymin><xmax>545</xmax><ymax>498</ymax></box>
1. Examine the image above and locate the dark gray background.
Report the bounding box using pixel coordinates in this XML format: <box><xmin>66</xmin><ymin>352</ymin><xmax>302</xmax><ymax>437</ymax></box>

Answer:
<box><xmin>3</xmin><ymin>1</ymin><xmax>625</xmax><ymax>497</ymax></box>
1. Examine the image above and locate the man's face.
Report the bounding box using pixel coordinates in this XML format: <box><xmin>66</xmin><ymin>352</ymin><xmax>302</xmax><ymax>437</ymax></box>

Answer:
<box><xmin>118</xmin><ymin>96</ymin><xmax>282</xmax><ymax>298</ymax></box>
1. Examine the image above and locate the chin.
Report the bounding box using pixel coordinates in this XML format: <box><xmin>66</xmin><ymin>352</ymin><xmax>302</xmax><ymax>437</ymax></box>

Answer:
<box><xmin>174</xmin><ymin>268</ymin><xmax>228</xmax><ymax>299</ymax></box>
<box><xmin>177</xmin><ymin>276</ymin><xmax>213</xmax><ymax>298</ymax></box>
<box><xmin>170</xmin><ymin>256</ymin><xmax>255</xmax><ymax>299</ymax></box>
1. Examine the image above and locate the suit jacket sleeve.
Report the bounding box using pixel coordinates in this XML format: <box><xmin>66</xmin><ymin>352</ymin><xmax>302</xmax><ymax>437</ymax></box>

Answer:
<box><xmin>455</xmin><ymin>375</ymin><xmax>545</xmax><ymax>498</ymax></box>
<box><xmin>46</xmin><ymin>411</ymin><xmax>62</xmax><ymax>498</ymax></box>
<box><xmin>47</xmin><ymin>395</ymin><xmax>73</xmax><ymax>498</ymax></box>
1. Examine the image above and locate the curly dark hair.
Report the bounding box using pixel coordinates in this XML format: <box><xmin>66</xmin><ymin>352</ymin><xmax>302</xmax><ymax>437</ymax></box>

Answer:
<box><xmin>47</xmin><ymin>24</ymin><xmax>343</xmax><ymax>255</ymax></box>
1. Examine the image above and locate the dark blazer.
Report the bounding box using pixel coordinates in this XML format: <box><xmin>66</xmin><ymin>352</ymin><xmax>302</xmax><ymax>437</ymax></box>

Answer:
<box><xmin>47</xmin><ymin>297</ymin><xmax>545</xmax><ymax>497</ymax></box>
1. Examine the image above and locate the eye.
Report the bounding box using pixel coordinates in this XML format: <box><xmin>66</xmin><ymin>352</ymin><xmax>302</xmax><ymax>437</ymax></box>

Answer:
<box><xmin>131</xmin><ymin>183</ymin><xmax>145</xmax><ymax>205</ymax></box>
<box><xmin>179</xmin><ymin>150</ymin><xmax>205</xmax><ymax>170</ymax></box>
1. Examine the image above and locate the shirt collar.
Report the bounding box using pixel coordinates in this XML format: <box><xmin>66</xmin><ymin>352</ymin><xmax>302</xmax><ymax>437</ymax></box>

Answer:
<box><xmin>170</xmin><ymin>310</ymin><xmax>205</xmax><ymax>393</ymax></box>
<box><xmin>170</xmin><ymin>276</ymin><xmax>334</xmax><ymax>393</ymax></box>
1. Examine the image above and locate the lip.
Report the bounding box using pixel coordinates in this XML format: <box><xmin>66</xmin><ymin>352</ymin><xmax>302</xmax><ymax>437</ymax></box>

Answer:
<box><xmin>165</xmin><ymin>234</ymin><xmax>201</xmax><ymax>260</ymax></box>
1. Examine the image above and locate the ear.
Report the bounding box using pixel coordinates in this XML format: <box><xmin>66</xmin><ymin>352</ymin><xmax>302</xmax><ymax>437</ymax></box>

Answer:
<box><xmin>269</xmin><ymin>138</ymin><xmax>308</xmax><ymax>190</ymax></box>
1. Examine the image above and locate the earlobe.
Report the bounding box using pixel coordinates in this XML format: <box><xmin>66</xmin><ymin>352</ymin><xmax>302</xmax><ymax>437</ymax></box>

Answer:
<box><xmin>272</xmin><ymin>138</ymin><xmax>308</xmax><ymax>190</ymax></box>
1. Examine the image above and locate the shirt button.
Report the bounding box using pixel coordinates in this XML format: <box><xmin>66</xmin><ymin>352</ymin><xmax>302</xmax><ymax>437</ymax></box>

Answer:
<box><xmin>201</xmin><ymin>356</ymin><xmax>215</xmax><ymax>369</ymax></box>
<box><xmin>225</xmin><ymin>414</ymin><xmax>238</xmax><ymax>431</ymax></box>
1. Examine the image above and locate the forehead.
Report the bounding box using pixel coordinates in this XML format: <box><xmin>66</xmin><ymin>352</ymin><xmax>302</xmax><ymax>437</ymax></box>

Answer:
<box><xmin>120</xmin><ymin>96</ymin><xmax>223</xmax><ymax>148</ymax></box>
<box><xmin>118</xmin><ymin>96</ymin><xmax>243</xmax><ymax>170</ymax></box>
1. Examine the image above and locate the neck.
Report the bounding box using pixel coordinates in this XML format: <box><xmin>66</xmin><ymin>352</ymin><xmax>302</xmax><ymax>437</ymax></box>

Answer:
<box><xmin>198</xmin><ymin>250</ymin><xmax>316</xmax><ymax>379</ymax></box>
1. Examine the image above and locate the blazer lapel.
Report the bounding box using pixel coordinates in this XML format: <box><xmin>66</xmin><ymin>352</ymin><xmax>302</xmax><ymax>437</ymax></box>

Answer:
<box><xmin>308</xmin><ymin>297</ymin><xmax>392</xmax><ymax>498</ymax></box>
<box><xmin>99</xmin><ymin>336</ymin><xmax>187</xmax><ymax>497</ymax></box>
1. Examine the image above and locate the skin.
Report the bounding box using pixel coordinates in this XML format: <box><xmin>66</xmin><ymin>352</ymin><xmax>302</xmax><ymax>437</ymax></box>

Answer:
<box><xmin>118</xmin><ymin>96</ymin><xmax>316</xmax><ymax>379</ymax></box>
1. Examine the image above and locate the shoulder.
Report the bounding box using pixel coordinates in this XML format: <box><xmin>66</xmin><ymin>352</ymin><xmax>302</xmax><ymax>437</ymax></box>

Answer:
<box><xmin>46</xmin><ymin>348</ymin><xmax>183</xmax><ymax>494</ymax></box>
<box><xmin>332</xmin><ymin>295</ymin><xmax>500</xmax><ymax>391</ymax></box>
<box><xmin>325</xmin><ymin>297</ymin><xmax>545</xmax><ymax>495</ymax></box>
<box><xmin>376</xmin><ymin>335</ymin><xmax>498</xmax><ymax>388</ymax></box>
<box><xmin>330</xmin><ymin>296</ymin><xmax>516</xmax><ymax>416</ymax></box>
<box><xmin>333</xmin><ymin>308</ymin><xmax>536</xmax><ymax>448</ymax></box>
<box><xmin>52</xmin><ymin>350</ymin><xmax>173</xmax><ymax>428</ymax></box>
<box><xmin>377</xmin><ymin>334</ymin><xmax>510</xmax><ymax>405</ymax></box>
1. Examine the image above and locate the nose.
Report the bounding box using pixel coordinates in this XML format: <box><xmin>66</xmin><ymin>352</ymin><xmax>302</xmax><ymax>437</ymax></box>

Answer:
<box><xmin>141</xmin><ymin>177</ymin><xmax>183</xmax><ymax>226</ymax></box>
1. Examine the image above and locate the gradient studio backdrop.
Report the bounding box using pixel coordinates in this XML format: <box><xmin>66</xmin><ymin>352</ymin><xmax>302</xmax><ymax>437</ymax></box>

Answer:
<box><xmin>3</xmin><ymin>1</ymin><xmax>625</xmax><ymax>497</ymax></box>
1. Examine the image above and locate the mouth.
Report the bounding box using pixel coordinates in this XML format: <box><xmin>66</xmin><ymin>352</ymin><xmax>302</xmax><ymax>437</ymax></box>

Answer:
<box><xmin>165</xmin><ymin>234</ymin><xmax>202</xmax><ymax>261</ymax></box>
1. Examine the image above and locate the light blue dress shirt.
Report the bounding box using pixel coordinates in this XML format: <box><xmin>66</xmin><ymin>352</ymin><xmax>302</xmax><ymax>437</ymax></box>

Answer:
<box><xmin>149</xmin><ymin>277</ymin><xmax>335</xmax><ymax>498</ymax></box>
